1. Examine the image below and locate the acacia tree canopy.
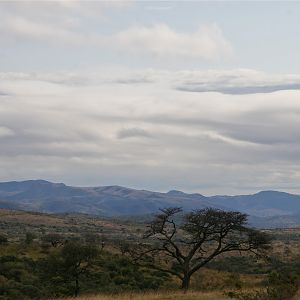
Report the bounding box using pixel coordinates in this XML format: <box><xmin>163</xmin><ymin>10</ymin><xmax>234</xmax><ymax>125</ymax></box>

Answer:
<box><xmin>128</xmin><ymin>207</ymin><xmax>271</xmax><ymax>292</ymax></box>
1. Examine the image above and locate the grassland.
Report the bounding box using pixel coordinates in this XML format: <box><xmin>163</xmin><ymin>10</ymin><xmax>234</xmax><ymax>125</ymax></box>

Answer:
<box><xmin>56</xmin><ymin>291</ymin><xmax>229</xmax><ymax>300</ymax></box>
<box><xmin>2</xmin><ymin>208</ymin><xmax>300</xmax><ymax>299</ymax></box>
<box><xmin>58</xmin><ymin>289</ymin><xmax>300</xmax><ymax>300</ymax></box>
<box><xmin>2</xmin><ymin>208</ymin><xmax>300</xmax><ymax>260</ymax></box>
<box><xmin>0</xmin><ymin>208</ymin><xmax>144</xmax><ymax>243</ymax></box>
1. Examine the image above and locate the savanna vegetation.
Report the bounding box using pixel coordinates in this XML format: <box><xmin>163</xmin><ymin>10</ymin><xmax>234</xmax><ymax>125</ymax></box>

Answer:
<box><xmin>1</xmin><ymin>208</ymin><xmax>300</xmax><ymax>300</ymax></box>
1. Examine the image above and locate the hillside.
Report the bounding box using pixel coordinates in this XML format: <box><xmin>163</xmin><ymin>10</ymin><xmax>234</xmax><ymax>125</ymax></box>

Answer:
<box><xmin>1</xmin><ymin>180</ymin><xmax>300</xmax><ymax>228</ymax></box>
<box><xmin>0</xmin><ymin>208</ymin><xmax>143</xmax><ymax>243</ymax></box>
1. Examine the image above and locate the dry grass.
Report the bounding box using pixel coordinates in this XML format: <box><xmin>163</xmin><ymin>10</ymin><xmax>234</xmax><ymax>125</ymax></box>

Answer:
<box><xmin>56</xmin><ymin>291</ymin><xmax>228</xmax><ymax>300</ymax></box>
<box><xmin>0</xmin><ymin>208</ymin><xmax>142</xmax><ymax>234</ymax></box>
<box><xmin>292</xmin><ymin>289</ymin><xmax>300</xmax><ymax>300</ymax></box>
<box><xmin>0</xmin><ymin>209</ymin><xmax>67</xmax><ymax>226</ymax></box>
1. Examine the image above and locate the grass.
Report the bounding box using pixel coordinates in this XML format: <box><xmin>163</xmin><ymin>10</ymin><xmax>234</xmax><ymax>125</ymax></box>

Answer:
<box><xmin>0</xmin><ymin>208</ymin><xmax>144</xmax><ymax>243</ymax></box>
<box><xmin>292</xmin><ymin>289</ymin><xmax>300</xmax><ymax>300</ymax></box>
<box><xmin>57</xmin><ymin>291</ymin><xmax>229</xmax><ymax>300</ymax></box>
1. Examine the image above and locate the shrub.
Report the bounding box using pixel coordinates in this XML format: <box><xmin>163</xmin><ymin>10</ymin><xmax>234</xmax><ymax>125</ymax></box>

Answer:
<box><xmin>0</xmin><ymin>235</ymin><xmax>8</xmax><ymax>245</ymax></box>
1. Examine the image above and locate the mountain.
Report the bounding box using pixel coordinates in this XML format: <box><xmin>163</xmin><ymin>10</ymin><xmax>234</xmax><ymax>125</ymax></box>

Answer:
<box><xmin>210</xmin><ymin>191</ymin><xmax>300</xmax><ymax>217</ymax></box>
<box><xmin>0</xmin><ymin>180</ymin><xmax>214</xmax><ymax>216</ymax></box>
<box><xmin>0</xmin><ymin>180</ymin><xmax>300</xmax><ymax>228</ymax></box>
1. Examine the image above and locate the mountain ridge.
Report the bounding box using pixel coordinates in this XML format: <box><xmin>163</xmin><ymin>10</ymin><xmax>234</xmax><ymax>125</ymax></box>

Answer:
<box><xmin>0</xmin><ymin>180</ymin><xmax>300</xmax><ymax>228</ymax></box>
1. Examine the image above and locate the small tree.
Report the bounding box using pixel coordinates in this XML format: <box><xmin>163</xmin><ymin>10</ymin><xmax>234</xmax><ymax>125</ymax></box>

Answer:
<box><xmin>41</xmin><ymin>233</ymin><xmax>64</xmax><ymax>247</ymax></box>
<box><xmin>127</xmin><ymin>207</ymin><xmax>270</xmax><ymax>292</ymax></box>
<box><xmin>83</xmin><ymin>232</ymin><xmax>102</xmax><ymax>246</ymax></box>
<box><xmin>61</xmin><ymin>242</ymin><xmax>99</xmax><ymax>296</ymax></box>
<box><xmin>43</xmin><ymin>241</ymin><xmax>99</xmax><ymax>297</ymax></box>
<box><xmin>0</xmin><ymin>234</ymin><xmax>8</xmax><ymax>244</ymax></box>
<box><xmin>25</xmin><ymin>232</ymin><xmax>36</xmax><ymax>245</ymax></box>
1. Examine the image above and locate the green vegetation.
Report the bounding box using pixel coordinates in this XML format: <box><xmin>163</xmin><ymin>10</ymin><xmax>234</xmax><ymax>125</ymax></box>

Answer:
<box><xmin>0</xmin><ymin>242</ymin><xmax>171</xmax><ymax>299</ymax></box>
<box><xmin>1</xmin><ymin>208</ymin><xmax>300</xmax><ymax>299</ymax></box>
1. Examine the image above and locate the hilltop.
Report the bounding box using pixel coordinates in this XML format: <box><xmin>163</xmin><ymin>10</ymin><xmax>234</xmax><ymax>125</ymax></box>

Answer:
<box><xmin>1</xmin><ymin>180</ymin><xmax>300</xmax><ymax>228</ymax></box>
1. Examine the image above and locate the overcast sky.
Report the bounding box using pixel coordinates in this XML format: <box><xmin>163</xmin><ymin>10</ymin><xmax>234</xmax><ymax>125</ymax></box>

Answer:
<box><xmin>1</xmin><ymin>1</ymin><xmax>300</xmax><ymax>195</ymax></box>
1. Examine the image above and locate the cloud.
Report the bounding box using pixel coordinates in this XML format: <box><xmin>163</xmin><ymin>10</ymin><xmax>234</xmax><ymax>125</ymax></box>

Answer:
<box><xmin>105</xmin><ymin>68</ymin><xmax>300</xmax><ymax>95</ymax></box>
<box><xmin>2</xmin><ymin>2</ymin><xmax>300</xmax><ymax>194</ymax></box>
<box><xmin>1</xmin><ymin>1</ymin><xmax>131</xmax><ymax>20</ymax></box>
<box><xmin>0</xmin><ymin>1</ymin><xmax>132</xmax><ymax>46</ymax></box>
<box><xmin>113</xmin><ymin>24</ymin><xmax>232</xmax><ymax>60</ymax></box>
<box><xmin>10</xmin><ymin>67</ymin><xmax>300</xmax><ymax>97</ymax></box>
<box><xmin>144</xmin><ymin>5</ymin><xmax>174</xmax><ymax>11</ymax></box>
<box><xmin>0</xmin><ymin>126</ymin><xmax>14</xmax><ymax>138</ymax></box>
<box><xmin>117</xmin><ymin>128</ymin><xmax>152</xmax><ymax>139</ymax></box>
<box><xmin>173</xmin><ymin>69</ymin><xmax>300</xmax><ymax>94</ymax></box>
<box><xmin>1</xmin><ymin>16</ymin><xmax>82</xmax><ymax>44</ymax></box>
<box><xmin>5</xmin><ymin>21</ymin><xmax>231</xmax><ymax>61</ymax></box>
<box><xmin>0</xmin><ymin>2</ymin><xmax>232</xmax><ymax>61</ymax></box>
<box><xmin>177</xmin><ymin>83</ymin><xmax>300</xmax><ymax>95</ymax></box>
<box><xmin>0</xmin><ymin>72</ymin><xmax>89</xmax><ymax>86</ymax></box>
<box><xmin>2</xmin><ymin>68</ymin><xmax>300</xmax><ymax>194</ymax></box>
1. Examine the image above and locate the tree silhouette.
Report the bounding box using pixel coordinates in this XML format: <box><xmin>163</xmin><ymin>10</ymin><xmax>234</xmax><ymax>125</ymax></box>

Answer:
<box><xmin>126</xmin><ymin>207</ymin><xmax>270</xmax><ymax>292</ymax></box>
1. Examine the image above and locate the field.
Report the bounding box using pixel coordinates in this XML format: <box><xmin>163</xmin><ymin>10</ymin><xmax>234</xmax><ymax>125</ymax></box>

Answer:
<box><xmin>1</xmin><ymin>208</ymin><xmax>300</xmax><ymax>300</ymax></box>
<box><xmin>55</xmin><ymin>290</ymin><xmax>300</xmax><ymax>300</ymax></box>
<box><xmin>57</xmin><ymin>291</ymin><xmax>229</xmax><ymax>300</ymax></box>
<box><xmin>0</xmin><ymin>208</ymin><xmax>144</xmax><ymax>246</ymax></box>
<box><xmin>2</xmin><ymin>208</ymin><xmax>300</xmax><ymax>259</ymax></box>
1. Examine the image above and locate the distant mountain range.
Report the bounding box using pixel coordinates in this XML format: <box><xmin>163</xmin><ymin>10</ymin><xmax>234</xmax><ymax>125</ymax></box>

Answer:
<box><xmin>0</xmin><ymin>180</ymin><xmax>300</xmax><ymax>228</ymax></box>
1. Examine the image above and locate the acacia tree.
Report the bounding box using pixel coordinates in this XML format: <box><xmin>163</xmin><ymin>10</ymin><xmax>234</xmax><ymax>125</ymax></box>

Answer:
<box><xmin>61</xmin><ymin>242</ymin><xmax>99</xmax><ymax>297</ymax></box>
<box><xmin>43</xmin><ymin>241</ymin><xmax>99</xmax><ymax>297</ymax></box>
<box><xmin>127</xmin><ymin>207</ymin><xmax>270</xmax><ymax>292</ymax></box>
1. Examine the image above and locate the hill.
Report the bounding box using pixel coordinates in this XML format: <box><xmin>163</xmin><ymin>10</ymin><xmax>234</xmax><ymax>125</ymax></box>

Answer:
<box><xmin>1</xmin><ymin>180</ymin><xmax>300</xmax><ymax>227</ymax></box>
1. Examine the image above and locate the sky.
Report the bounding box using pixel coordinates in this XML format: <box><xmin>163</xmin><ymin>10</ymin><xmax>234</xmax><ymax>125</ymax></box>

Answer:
<box><xmin>1</xmin><ymin>1</ymin><xmax>300</xmax><ymax>195</ymax></box>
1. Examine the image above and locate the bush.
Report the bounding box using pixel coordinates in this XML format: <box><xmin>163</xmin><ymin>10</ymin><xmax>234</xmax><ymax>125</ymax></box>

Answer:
<box><xmin>0</xmin><ymin>235</ymin><xmax>8</xmax><ymax>245</ymax></box>
<box><xmin>227</xmin><ymin>270</ymin><xmax>300</xmax><ymax>300</ymax></box>
<box><xmin>25</xmin><ymin>232</ymin><xmax>36</xmax><ymax>245</ymax></box>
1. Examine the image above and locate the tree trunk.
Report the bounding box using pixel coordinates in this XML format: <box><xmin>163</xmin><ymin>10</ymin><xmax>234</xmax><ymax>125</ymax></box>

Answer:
<box><xmin>75</xmin><ymin>277</ymin><xmax>79</xmax><ymax>297</ymax></box>
<box><xmin>181</xmin><ymin>274</ymin><xmax>190</xmax><ymax>293</ymax></box>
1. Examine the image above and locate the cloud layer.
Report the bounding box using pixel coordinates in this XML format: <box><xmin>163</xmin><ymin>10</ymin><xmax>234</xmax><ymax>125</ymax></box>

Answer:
<box><xmin>1</xmin><ymin>2</ymin><xmax>300</xmax><ymax>195</ymax></box>
<box><xmin>0</xmin><ymin>2</ymin><xmax>232</xmax><ymax>61</ymax></box>
<box><xmin>1</xmin><ymin>68</ymin><xmax>300</xmax><ymax>194</ymax></box>
<box><xmin>113</xmin><ymin>24</ymin><xmax>232</xmax><ymax>60</ymax></box>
